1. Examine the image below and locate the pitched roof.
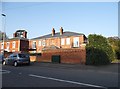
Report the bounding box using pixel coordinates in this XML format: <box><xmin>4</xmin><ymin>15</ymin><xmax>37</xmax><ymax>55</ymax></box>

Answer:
<box><xmin>31</xmin><ymin>31</ymin><xmax>85</xmax><ymax>40</ymax></box>
<box><xmin>5</xmin><ymin>37</ymin><xmax>29</xmax><ymax>41</ymax></box>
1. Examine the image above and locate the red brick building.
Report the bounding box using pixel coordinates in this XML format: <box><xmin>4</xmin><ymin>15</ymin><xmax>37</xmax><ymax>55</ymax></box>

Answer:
<box><xmin>0</xmin><ymin>30</ymin><xmax>29</xmax><ymax>53</ymax></box>
<box><xmin>29</xmin><ymin>27</ymin><xmax>87</xmax><ymax>53</ymax></box>
<box><xmin>0</xmin><ymin>28</ymin><xmax>87</xmax><ymax>64</ymax></box>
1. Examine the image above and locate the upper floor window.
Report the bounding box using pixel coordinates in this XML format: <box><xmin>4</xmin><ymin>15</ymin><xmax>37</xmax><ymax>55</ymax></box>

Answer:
<box><xmin>73</xmin><ymin>37</ymin><xmax>79</xmax><ymax>47</ymax></box>
<box><xmin>61</xmin><ymin>38</ymin><xmax>65</xmax><ymax>45</ymax></box>
<box><xmin>38</xmin><ymin>40</ymin><xmax>41</xmax><ymax>46</ymax></box>
<box><xmin>42</xmin><ymin>40</ymin><xmax>46</xmax><ymax>46</ymax></box>
<box><xmin>6</xmin><ymin>42</ymin><xmax>10</xmax><ymax>49</ymax></box>
<box><xmin>12</xmin><ymin>41</ymin><xmax>16</xmax><ymax>48</ymax></box>
<box><xmin>66</xmin><ymin>38</ymin><xmax>70</xmax><ymax>45</ymax></box>
<box><xmin>32</xmin><ymin>41</ymin><xmax>36</xmax><ymax>49</ymax></box>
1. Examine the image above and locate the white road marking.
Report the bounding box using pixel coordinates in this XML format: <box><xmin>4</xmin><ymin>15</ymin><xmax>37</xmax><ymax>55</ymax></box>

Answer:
<box><xmin>29</xmin><ymin>74</ymin><xmax>107</xmax><ymax>89</ymax></box>
<box><xmin>0</xmin><ymin>69</ymin><xmax>11</xmax><ymax>74</ymax></box>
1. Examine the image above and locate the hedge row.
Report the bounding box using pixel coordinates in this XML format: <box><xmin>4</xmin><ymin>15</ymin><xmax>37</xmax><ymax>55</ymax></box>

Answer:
<box><xmin>86</xmin><ymin>34</ymin><xmax>115</xmax><ymax>65</ymax></box>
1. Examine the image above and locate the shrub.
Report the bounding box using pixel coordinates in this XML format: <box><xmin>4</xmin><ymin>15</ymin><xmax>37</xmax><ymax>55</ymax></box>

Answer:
<box><xmin>108</xmin><ymin>37</ymin><xmax>120</xmax><ymax>60</ymax></box>
<box><xmin>86</xmin><ymin>34</ymin><xmax>115</xmax><ymax>65</ymax></box>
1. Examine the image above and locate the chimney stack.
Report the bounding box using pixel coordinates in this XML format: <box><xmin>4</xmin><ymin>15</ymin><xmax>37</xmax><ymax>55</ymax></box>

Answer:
<box><xmin>52</xmin><ymin>28</ymin><xmax>55</xmax><ymax>36</ymax></box>
<box><xmin>13</xmin><ymin>32</ymin><xmax>17</xmax><ymax>37</ymax></box>
<box><xmin>60</xmin><ymin>27</ymin><xmax>63</xmax><ymax>35</ymax></box>
<box><xmin>23</xmin><ymin>31</ymin><xmax>27</xmax><ymax>38</ymax></box>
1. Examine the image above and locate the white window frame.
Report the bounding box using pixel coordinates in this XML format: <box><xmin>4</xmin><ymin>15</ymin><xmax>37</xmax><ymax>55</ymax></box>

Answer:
<box><xmin>12</xmin><ymin>41</ymin><xmax>16</xmax><ymax>48</ymax></box>
<box><xmin>61</xmin><ymin>38</ymin><xmax>65</xmax><ymax>45</ymax></box>
<box><xmin>38</xmin><ymin>40</ymin><xmax>42</xmax><ymax>46</ymax></box>
<box><xmin>73</xmin><ymin>37</ymin><xmax>79</xmax><ymax>47</ymax></box>
<box><xmin>42</xmin><ymin>40</ymin><xmax>46</xmax><ymax>46</ymax></box>
<box><xmin>66</xmin><ymin>38</ymin><xmax>70</xmax><ymax>45</ymax></box>
<box><xmin>32</xmin><ymin>41</ymin><xmax>36</xmax><ymax>49</ymax></box>
<box><xmin>6</xmin><ymin>42</ymin><xmax>10</xmax><ymax>49</ymax></box>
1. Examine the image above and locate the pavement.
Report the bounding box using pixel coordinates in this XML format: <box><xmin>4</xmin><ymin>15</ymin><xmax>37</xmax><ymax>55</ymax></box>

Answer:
<box><xmin>31</xmin><ymin>62</ymin><xmax>119</xmax><ymax>73</ymax></box>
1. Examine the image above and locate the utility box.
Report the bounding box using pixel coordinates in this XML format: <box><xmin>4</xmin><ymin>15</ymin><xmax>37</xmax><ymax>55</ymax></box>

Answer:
<box><xmin>52</xmin><ymin>55</ymin><xmax>61</xmax><ymax>63</ymax></box>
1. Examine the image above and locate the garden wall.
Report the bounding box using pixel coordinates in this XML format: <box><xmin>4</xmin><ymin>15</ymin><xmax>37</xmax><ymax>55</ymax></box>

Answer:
<box><xmin>37</xmin><ymin>48</ymin><xmax>86</xmax><ymax>64</ymax></box>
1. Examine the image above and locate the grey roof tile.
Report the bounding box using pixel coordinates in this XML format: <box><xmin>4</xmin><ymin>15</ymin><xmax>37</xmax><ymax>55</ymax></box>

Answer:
<box><xmin>6</xmin><ymin>37</ymin><xmax>28</xmax><ymax>41</ymax></box>
<box><xmin>31</xmin><ymin>31</ymin><xmax>85</xmax><ymax>40</ymax></box>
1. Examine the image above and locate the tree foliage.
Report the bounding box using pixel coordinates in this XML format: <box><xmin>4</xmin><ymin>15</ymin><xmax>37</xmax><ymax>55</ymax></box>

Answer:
<box><xmin>86</xmin><ymin>34</ymin><xmax>115</xmax><ymax>65</ymax></box>
<box><xmin>108</xmin><ymin>37</ymin><xmax>120</xmax><ymax>59</ymax></box>
<box><xmin>0</xmin><ymin>31</ymin><xmax>8</xmax><ymax>40</ymax></box>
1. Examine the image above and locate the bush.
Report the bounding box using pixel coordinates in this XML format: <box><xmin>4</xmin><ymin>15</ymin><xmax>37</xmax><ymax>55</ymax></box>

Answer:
<box><xmin>116</xmin><ymin>50</ymin><xmax>120</xmax><ymax>59</ymax></box>
<box><xmin>86</xmin><ymin>34</ymin><xmax>115</xmax><ymax>65</ymax></box>
<box><xmin>108</xmin><ymin>37</ymin><xmax>120</xmax><ymax>60</ymax></box>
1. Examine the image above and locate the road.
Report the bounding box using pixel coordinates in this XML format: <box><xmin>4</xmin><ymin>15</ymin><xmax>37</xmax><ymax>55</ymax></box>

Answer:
<box><xmin>1</xmin><ymin>62</ymin><xmax>119</xmax><ymax>89</ymax></box>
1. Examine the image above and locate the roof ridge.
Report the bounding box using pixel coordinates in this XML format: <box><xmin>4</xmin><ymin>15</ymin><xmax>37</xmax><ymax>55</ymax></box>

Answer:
<box><xmin>31</xmin><ymin>31</ymin><xmax>84</xmax><ymax>40</ymax></box>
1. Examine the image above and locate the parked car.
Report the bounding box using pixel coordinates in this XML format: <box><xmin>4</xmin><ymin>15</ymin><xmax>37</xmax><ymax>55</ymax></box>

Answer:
<box><xmin>0</xmin><ymin>54</ymin><xmax>4</xmax><ymax>64</ymax></box>
<box><xmin>3</xmin><ymin>53</ymin><xmax>30</xmax><ymax>67</ymax></box>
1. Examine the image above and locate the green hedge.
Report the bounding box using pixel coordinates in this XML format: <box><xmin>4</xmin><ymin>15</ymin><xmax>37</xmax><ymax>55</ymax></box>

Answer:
<box><xmin>108</xmin><ymin>37</ymin><xmax>120</xmax><ymax>60</ymax></box>
<box><xmin>86</xmin><ymin>34</ymin><xmax>115</xmax><ymax>65</ymax></box>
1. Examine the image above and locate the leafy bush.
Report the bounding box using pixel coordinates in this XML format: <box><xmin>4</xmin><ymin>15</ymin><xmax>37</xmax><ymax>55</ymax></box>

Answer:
<box><xmin>108</xmin><ymin>37</ymin><xmax>120</xmax><ymax>60</ymax></box>
<box><xmin>86</xmin><ymin>34</ymin><xmax>115</xmax><ymax>65</ymax></box>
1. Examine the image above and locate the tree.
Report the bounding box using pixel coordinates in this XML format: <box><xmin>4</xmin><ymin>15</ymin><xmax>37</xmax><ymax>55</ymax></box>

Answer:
<box><xmin>0</xmin><ymin>31</ymin><xmax>8</xmax><ymax>40</ymax></box>
<box><xmin>108</xmin><ymin>37</ymin><xmax>120</xmax><ymax>60</ymax></box>
<box><xmin>86</xmin><ymin>34</ymin><xmax>115</xmax><ymax>65</ymax></box>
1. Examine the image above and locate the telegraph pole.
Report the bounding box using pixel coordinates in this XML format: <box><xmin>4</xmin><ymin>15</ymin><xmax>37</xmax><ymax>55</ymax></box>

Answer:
<box><xmin>1</xmin><ymin>13</ymin><xmax>6</xmax><ymax>56</ymax></box>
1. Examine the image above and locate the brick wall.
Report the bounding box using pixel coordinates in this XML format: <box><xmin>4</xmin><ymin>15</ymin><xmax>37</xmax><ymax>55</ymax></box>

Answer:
<box><xmin>20</xmin><ymin>40</ymin><xmax>29</xmax><ymax>52</ymax></box>
<box><xmin>30</xmin><ymin>56</ymin><xmax>36</xmax><ymax>62</ymax></box>
<box><xmin>37</xmin><ymin>48</ymin><xmax>86</xmax><ymax>64</ymax></box>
